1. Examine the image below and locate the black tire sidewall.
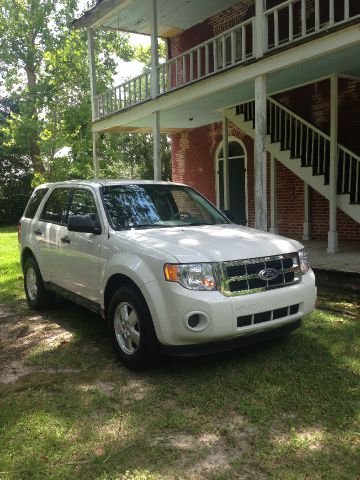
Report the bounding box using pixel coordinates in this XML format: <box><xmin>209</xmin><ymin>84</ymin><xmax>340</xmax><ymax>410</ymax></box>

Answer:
<box><xmin>23</xmin><ymin>257</ymin><xmax>51</xmax><ymax>310</ymax></box>
<box><xmin>108</xmin><ymin>286</ymin><xmax>160</xmax><ymax>369</ymax></box>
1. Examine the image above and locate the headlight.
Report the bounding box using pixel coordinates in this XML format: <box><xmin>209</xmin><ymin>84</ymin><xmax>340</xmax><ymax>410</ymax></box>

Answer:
<box><xmin>164</xmin><ymin>263</ymin><xmax>217</xmax><ymax>291</ymax></box>
<box><xmin>298</xmin><ymin>249</ymin><xmax>310</xmax><ymax>274</ymax></box>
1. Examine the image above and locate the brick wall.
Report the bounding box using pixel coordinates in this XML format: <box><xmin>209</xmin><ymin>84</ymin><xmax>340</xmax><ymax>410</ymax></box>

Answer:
<box><xmin>168</xmin><ymin>2</ymin><xmax>254</xmax><ymax>59</ymax></box>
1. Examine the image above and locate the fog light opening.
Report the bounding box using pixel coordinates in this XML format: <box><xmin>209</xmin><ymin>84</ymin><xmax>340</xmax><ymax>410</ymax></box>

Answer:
<box><xmin>188</xmin><ymin>314</ymin><xmax>200</xmax><ymax>328</ymax></box>
<box><xmin>184</xmin><ymin>311</ymin><xmax>210</xmax><ymax>331</ymax></box>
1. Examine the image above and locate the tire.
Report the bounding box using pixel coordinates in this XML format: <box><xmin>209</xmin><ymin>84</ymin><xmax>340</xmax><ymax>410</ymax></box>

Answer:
<box><xmin>108</xmin><ymin>286</ymin><xmax>161</xmax><ymax>370</ymax></box>
<box><xmin>23</xmin><ymin>257</ymin><xmax>54</xmax><ymax>310</ymax></box>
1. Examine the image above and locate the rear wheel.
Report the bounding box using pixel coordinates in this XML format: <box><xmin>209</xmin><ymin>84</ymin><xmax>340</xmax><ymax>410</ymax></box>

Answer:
<box><xmin>24</xmin><ymin>257</ymin><xmax>54</xmax><ymax>310</ymax></box>
<box><xmin>108</xmin><ymin>286</ymin><xmax>161</xmax><ymax>370</ymax></box>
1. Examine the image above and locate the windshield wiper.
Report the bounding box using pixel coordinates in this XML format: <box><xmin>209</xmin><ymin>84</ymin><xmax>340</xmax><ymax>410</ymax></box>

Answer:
<box><xmin>131</xmin><ymin>223</ymin><xmax>168</xmax><ymax>229</ymax></box>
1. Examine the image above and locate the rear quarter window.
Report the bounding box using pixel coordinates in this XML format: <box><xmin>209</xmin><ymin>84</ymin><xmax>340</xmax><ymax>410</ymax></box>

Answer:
<box><xmin>24</xmin><ymin>188</ymin><xmax>49</xmax><ymax>219</ymax></box>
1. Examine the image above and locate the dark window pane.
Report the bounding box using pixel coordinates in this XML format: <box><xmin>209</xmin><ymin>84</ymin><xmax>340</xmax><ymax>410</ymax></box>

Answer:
<box><xmin>228</xmin><ymin>141</ymin><xmax>244</xmax><ymax>157</ymax></box>
<box><xmin>68</xmin><ymin>189</ymin><xmax>98</xmax><ymax>222</ymax></box>
<box><xmin>24</xmin><ymin>188</ymin><xmax>48</xmax><ymax>219</ymax></box>
<box><xmin>41</xmin><ymin>188</ymin><xmax>70</xmax><ymax>224</ymax></box>
<box><xmin>218</xmin><ymin>159</ymin><xmax>224</xmax><ymax>211</ymax></box>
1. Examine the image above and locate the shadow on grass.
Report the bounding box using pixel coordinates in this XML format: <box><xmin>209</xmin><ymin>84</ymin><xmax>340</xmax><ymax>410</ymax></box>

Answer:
<box><xmin>0</xmin><ymin>299</ymin><xmax>359</xmax><ymax>479</ymax></box>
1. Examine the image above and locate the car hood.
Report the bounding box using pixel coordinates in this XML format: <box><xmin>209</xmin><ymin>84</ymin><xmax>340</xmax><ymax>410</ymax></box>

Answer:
<box><xmin>123</xmin><ymin>224</ymin><xmax>303</xmax><ymax>263</ymax></box>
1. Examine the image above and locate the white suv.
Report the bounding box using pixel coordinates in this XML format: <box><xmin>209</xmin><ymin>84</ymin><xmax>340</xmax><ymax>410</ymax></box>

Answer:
<box><xmin>19</xmin><ymin>180</ymin><xmax>316</xmax><ymax>369</ymax></box>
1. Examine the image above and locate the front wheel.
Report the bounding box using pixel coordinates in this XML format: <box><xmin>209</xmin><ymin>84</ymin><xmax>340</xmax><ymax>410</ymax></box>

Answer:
<box><xmin>108</xmin><ymin>286</ymin><xmax>161</xmax><ymax>370</ymax></box>
<box><xmin>24</xmin><ymin>257</ymin><xmax>54</xmax><ymax>310</ymax></box>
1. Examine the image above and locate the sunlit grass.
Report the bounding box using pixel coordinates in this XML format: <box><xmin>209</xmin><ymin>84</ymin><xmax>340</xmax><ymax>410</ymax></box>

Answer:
<box><xmin>0</xmin><ymin>226</ymin><xmax>23</xmax><ymax>303</ymax></box>
<box><xmin>0</xmin><ymin>225</ymin><xmax>359</xmax><ymax>479</ymax></box>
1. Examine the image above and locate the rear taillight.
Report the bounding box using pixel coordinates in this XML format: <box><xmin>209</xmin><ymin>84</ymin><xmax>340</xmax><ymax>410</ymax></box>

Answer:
<box><xmin>18</xmin><ymin>222</ymin><xmax>21</xmax><ymax>243</ymax></box>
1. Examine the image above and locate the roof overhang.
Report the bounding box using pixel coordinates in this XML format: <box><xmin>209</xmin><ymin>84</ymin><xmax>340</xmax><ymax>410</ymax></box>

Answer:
<box><xmin>73</xmin><ymin>0</ymin><xmax>242</xmax><ymax>37</ymax></box>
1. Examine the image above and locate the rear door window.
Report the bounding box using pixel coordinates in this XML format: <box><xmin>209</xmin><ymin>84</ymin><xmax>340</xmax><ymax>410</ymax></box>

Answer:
<box><xmin>24</xmin><ymin>188</ymin><xmax>49</xmax><ymax>219</ymax></box>
<box><xmin>41</xmin><ymin>188</ymin><xmax>70</xmax><ymax>224</ymax></box>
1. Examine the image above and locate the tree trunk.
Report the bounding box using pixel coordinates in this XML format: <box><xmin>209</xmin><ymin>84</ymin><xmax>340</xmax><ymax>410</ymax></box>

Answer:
<box><xmin>25</xmin><ymin>65</ymin><xmax>44</xmax><ymax>174</ymax></box>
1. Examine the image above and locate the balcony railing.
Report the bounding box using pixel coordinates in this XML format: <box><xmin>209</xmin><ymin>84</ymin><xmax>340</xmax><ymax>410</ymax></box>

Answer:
<box><xmin>93</xmin><ymin>0</ymin><xmax>360</xmax><ymax>120</ymax></box>
<box><xmin>265</xmin><ymin>0</ymin><xmax>358</xmax><ymax>51</ymax></box>
<box><xmin>157</xmin><ymin>18</ymin><xmax>255</xmax><ymax>95</ymax></box>
<box><xmin>95</xmin><ymin>71</ymin><xmax>151</xmax><ymax>120</ymax></box>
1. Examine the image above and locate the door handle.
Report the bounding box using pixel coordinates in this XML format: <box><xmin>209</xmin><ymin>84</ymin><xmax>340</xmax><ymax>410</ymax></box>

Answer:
<box><xmin>34</xmin><ymin>229</ymin><xmax>42</xmax><ymax>236</ymax></box>
<box><xmin>60</xmin><ymin>235</ymin><xmax>71</xmax><ymax>244</ymax></box>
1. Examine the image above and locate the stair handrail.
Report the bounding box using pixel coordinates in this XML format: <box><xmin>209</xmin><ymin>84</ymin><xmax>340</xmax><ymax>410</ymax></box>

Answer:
<box><xmin>235</xmin><ymin>97</ymin><xmax>360</xmax><ymax>203</ymax></box>
<box><xmin>268</xmin><ymin>97</ymin><xmax>330</xmax><ymax>141</ymax></box>
<box><xmin>339</xmin><ymin>144</ymin><xmax>360</xmax><ymax>163</ymax></box>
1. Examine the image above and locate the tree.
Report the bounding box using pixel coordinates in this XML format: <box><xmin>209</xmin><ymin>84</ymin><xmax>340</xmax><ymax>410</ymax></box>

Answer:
<box><xmin>0</xmin><ymin>97</ymin><xmax>32</xmax><ymax>224</ymax></box>
<box><xmin>99</xmin><ymin>132</ymin><xmax>172</xmax><ymax>181</ymax></box>
<box><xmin>0</xmin><ymin>0</ymin><xmax>133</xmax><ymax>177</ymax></box>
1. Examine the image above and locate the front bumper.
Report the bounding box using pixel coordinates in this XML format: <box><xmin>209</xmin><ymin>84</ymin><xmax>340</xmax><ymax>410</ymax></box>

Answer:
<box><xmin>141</xmin><ymin>270</ymin><xmax>316</xmax><ymax>346</ymax></box>
<box><xmin>161</xmin><ymin>318</ymin><xmax>302</xmax><ymax>356</ymax></box>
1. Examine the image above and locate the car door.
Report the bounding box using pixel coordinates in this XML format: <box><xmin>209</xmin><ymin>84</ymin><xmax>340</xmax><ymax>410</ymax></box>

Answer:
<box><xmin>34</xmin><ymin>187</ymin><xmax>71</xmax><ymax>282</ymax></box>
<box><xmin>56</xmin><ymin>187</ymin><xmax>103</xmax><ymax>303</ymax></box>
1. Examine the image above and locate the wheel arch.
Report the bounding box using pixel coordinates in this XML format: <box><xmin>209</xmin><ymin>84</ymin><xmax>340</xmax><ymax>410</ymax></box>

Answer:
<box><xmin>21</xmin><ymin>247</ymin><xmax>36</xmax><ymax>272</ymax></box>
<box><xmin>104</xmin><ymin>274</ymin><xmax>147</xmax><ymax>318</ymax></box>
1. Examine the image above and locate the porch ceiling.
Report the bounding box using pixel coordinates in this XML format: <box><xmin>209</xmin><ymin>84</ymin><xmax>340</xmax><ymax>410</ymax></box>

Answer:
<box><xmin>97</xmin><ymin>42</ymin><xmax>360</xmax><ymax>134</ymax></box>
<box><xmin>73</xmin><ymin>0</ymin><xmax>241</xmax><ymax>37</ymax></box>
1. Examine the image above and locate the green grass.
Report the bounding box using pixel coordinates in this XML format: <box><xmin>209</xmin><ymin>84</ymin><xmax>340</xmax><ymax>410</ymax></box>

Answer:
<box><xmin>0</xmin><ymin>226</ymin><xmax>359</xmax><ymax>479</ymax></box>
<box><xmin>0</xmin><ymin>226</ymin><xmax>24</xmax><ymax>303</ymax></box>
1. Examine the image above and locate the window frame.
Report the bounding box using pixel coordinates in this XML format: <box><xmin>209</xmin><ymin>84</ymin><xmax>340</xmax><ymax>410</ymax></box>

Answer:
<box><xmin>40</xmin><ymin>187</ymin><xmax>72</xmax><ymax>225</ymax></box>
<box><xmin>66</xmin><ymin>187</ymin><xmax>102</xmax><ymax>228</ymax></box>
<box><xmin>23</xmin><ymin>187</ymin><xmax>49</xmax><ymax>219</ymax></box>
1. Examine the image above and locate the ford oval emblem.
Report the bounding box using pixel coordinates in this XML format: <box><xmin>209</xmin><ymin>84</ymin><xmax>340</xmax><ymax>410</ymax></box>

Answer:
<box><xmin>258</xmin><ymin>268</ymin><xmax>279</xmax><ymax>281</ymax></box>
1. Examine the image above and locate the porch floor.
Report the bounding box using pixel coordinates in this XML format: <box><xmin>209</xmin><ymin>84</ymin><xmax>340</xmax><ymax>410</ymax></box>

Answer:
<box><xmin>302</xmin><ymin>240</ymin><xmax>360</xmax><ymax>274</ymax></box>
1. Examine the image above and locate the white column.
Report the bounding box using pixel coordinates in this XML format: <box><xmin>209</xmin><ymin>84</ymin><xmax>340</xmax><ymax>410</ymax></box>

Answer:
<box><xmin>92</xmin><ymin>133</ymin><xmax>99</xmax><ymax>179</ymax></box>
<box><xmin>255</xmin><ymin>0</ymin><xmax>264</xmax><ymax>58</ymax></box>
<box><xmin>327</xmin><ymin>76</ymin><xmax>338</xmax><ymax>253</ymax></box>
<box><xmin>270</xmin><ymin>154</ymin><xmax>278</xmax><ymax>234</ymax></box>
<box><xmin>222</xmin><ymin>114</ymin><xmax>230</xmax><ymax>210</ymax></box>
<box><xmin>150</xmin><ymin>0</ymin><xmax>159</xmax><ymax>99</ymax></box>
<box><xmin>87</xmin><ymin>28</ymin><xmax>99</xmax><ymax>179</ymax></box>
<box><xmin>255</xmin><ymin>75</ymin><xmax>267</xmax><ymax>231</ymax></box>
<box><xmin>303</xmin><ymin>182</ymin><xmax>312</xmax><ymax>240</ymax></box>
<box><xmin>153</xmin><ymin>111</ymin><xmax>161</xmax><ymax>180</ymax></box>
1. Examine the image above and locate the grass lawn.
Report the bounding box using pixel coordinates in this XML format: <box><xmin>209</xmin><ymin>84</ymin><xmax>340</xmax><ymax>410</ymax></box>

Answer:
<box><xmin>0</xmin><ymin>225</ymin><xmax>359</xmax><ymax>480</ymax></box>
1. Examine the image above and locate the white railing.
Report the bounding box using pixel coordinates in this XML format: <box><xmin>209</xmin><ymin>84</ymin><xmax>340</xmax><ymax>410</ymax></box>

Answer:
<box><xmin>237</xmin><ymin>97</ymin><xmax>360</xmax><ymax>204</ymax></box>
<box><xmin>94</xmin><ymin>1</ymin><xmax>359</xmax><ymax>119</ymax></box>
<box><xmin>268</xmin><ymin>97</ymin><xmax>330</xmax><ymax>179</ymax></box>
<box><xmin>157</xmin><ymin>18</ymin><xmax>255</xmax><ymax>94</ymax></box>
<box><xmin>338</xmin><ymin>145</ymin><xmax>360</xmax><ymax>203</ymax></box>
<box><xmin>94</xmin><ymin>71</ymin><xmax>151</xmax><ymax>119</ymax></box>
<box><xmin>265</xmin><ymin>0</ymin><xmax>359</xmax><ymax>51</ymax></box>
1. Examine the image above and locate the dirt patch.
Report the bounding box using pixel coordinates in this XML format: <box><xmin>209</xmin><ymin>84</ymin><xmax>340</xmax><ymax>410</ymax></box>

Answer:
<box><xmin>150</xmin><ymin>415</ymin><xmax>265</xmax><ymax>479</ymax></box>
<box><xmin>0</xmin><ymin>304</ymin><xmax>77</xmax><ymax>385</ymax></box>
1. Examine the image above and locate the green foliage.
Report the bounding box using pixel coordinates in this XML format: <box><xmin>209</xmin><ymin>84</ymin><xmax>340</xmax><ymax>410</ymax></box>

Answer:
<box><xmin>0</xmin><ymin>0</ymin><xmax>173</xmax><ymax>207</ymax></box>
<box><xmin>0</xmin><ymin>98</ymin><xmax>33</xmax><ymax>225</ymax></box>
<box><xmin>133</xmin><ymin>40</ymin><xmax>167</xmax><ymax>72</ymax></box>
<box><xmin>100</xmin><ymin>133</ymin><xmax>172</xmax><ymax>181</ymax></box>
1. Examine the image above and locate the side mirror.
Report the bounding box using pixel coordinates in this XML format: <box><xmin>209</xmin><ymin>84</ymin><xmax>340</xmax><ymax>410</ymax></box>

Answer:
<box><xmin>67</xmin><ymin>215</ymin><xmax>101</xmax><ymax>234</ymax></box>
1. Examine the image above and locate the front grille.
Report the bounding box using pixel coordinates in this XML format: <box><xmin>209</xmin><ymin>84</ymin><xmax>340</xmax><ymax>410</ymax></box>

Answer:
<box><xmin>237</xmin><ymin>304</ymin><xmax>300</xmax><ymax>328</ymax></box>
<box><xmin>221</xmin><ymin>253</ymin><xmax>301</xmax><ymax>296</ymax></box>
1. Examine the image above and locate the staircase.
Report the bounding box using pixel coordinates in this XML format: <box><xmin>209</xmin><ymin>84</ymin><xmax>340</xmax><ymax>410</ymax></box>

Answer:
<box><xmin>225</xmin><ymin>98</ymin><xmax>360</xmax><ymax>224</ymax></box>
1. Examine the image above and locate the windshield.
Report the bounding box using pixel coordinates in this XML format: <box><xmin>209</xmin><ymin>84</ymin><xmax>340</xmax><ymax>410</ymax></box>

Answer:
<box><xmin>101</xmin><ymin>184</ymin><xmax>229</xmax><ymax>230</ymax></box>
